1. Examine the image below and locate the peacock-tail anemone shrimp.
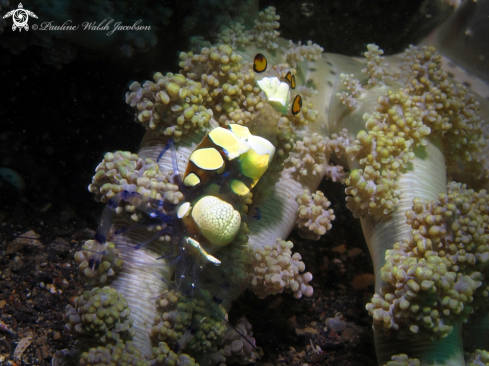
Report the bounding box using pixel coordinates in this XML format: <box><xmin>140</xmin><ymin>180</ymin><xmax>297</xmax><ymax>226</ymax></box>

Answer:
<box><xmin>66</xmin><ymin>47</ymin><xmax>310</xmax><ymax>363</ymax></box>
<box><xmin>71</xmin><ymin>116</ymin><xmax>283</xmax><ymax>358</ymax></box>
<box><xmin>84</xmin><ymin>120</ymin><xmax>276</xmax><ymax>293</ymax></box>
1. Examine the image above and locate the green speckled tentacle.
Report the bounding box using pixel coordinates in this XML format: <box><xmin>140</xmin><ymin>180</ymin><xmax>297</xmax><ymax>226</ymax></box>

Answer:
<box><xmin>306</xmin><ymin>51</ymin><xmax>474</xmax><ymax>365</ymax></box>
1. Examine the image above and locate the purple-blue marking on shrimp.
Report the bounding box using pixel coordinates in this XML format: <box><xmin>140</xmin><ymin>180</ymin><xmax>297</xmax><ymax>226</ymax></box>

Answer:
<box><xmin>89</xmin><ymin>190</ymin><xmax>174</xmax><ymax>270</ymax></box>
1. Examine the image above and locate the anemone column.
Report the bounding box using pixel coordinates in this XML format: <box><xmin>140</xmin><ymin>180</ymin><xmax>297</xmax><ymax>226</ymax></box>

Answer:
<box><xmin>313</xmin><ymin>49</ymin><xmax>471</xmax><ymax>365</ymax></box>
<box><xmin>360</xmin><ymin>140</ymin><xmax>466</xmax><ymax>366</ymax></box>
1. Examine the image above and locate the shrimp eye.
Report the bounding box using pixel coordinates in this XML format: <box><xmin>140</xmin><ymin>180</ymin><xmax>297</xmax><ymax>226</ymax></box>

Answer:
<box><xmin>177</xmin><ymin>202</ymin><xmax>192</xmax><ymax>218</ymax></box>
<box><xmin>253</xmin><ymin>53</ymin><xmax>267</xmax><ymax>73</ymax></box>
<box><xmin>292</xmin><ymin>95</ymin><xmax>302</xmax><ymax>115</ymax></box>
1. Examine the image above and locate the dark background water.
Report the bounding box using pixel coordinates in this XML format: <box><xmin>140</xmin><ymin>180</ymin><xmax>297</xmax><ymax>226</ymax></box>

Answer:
<box><xmin>0</xmin><ymin>0</ymin><xmax>453</xmax><ymax>232</ymax></box>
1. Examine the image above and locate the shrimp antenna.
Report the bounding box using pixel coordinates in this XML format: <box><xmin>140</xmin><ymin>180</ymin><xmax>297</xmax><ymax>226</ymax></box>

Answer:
<box><xmin>157</xmin><ymin>138</ymin><xmax>186</xmax><ymax>193</ymax></box>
